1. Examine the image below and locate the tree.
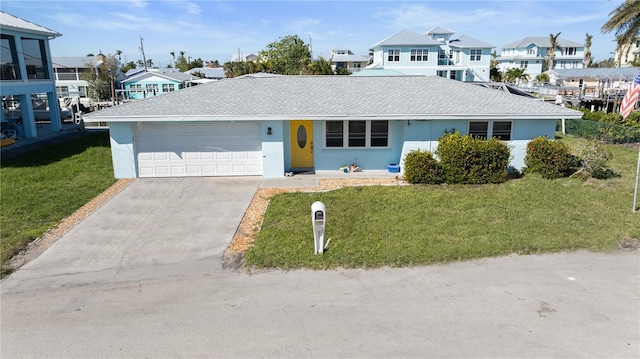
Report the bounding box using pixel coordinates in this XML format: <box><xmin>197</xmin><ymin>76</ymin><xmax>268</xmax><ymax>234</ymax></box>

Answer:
<box><xmin>259</xmin><ymin>35</ymin><xmax>311</xmax><ymax>75</ymax></box>
<box><xmin>535</xmin><ymin>73</ymin><xmax>549</xmax><ymax>83</ymax></box>
<box><xmin>503</xmin><ymin>67</ymin><xmax>529</xmax><ymax>84</ymax></box>
<box><xmin>175</xmin><ymin>51</ymin><xmax>189</xmax><ymax>72</ymax></box>
<box><xmin>206</xmin><ymin>60</ymin><xmax>220</xmax><ymax>68</ymax></box>
<box><xmin>601</xmin><ymin>0</ymin><xmax>640</xmax><ymax>51</ymax></box>
<box><xmin>303</xmin><ymin>56</ymin><xmax>335</xmax><ymax>75</ymax></box>
<box><xmin>489</xmin><ymin>50</ymin><xmax>501</xmax><ymax>82</ymax></box>
<box><xmin>145</xmin><ymin>58</ymin><xmax>154</xmax><ymax>68</ymax></box>
<box><xmin>120</xmin><ymin>61</ymin><xmax>136</xmax><ymax>73</ymax></box>
<box><xmin>81</xmin><ymin>54</ymin><xmax>118</xmax><ymax>101</ymax></box>
<box><xmin>189</xmin><ymin>57</ymin><xmax>204</xmax><ymax>69</ymax></box>
<box><xmin>115</xmin><ymin>50</ymin><xmax>122</xmax><ymax>62</ymax></box>
<box><xmin>584</xmin><ymin>33</ymin><xmax>593</xmax><ymax>68</ymax></box>
<box><xmin>546</xmin><ymin>32</ymin><xmax>563</xmax><ymax>71</ymax></box>
<box><xmin>591</xmin><ymin>57</ymin><xmax>617</xmax><ymax>68</ymax></box>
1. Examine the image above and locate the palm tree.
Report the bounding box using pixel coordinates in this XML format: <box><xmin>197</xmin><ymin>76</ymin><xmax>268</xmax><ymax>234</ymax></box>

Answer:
<box><xmin>601</xmin><ymin>0</ymin><xmax>640</xmax><ymax>50</ymax></box>
<box><xmin>584</xmin><ymin>33</ymin><xmax>593</xmax><ymax>68</ymax></box>
<box><xmin>546</xmin><ymin>32</ymin><xmax>563</xmax><ymax>71</ymax></box>
<box><xmin>504</xmin><ymin>67</ymin><xmax>529</xmax><ymax>84</ymax></box>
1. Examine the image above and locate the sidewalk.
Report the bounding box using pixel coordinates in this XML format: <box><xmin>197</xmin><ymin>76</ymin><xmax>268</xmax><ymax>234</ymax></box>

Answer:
<box><xmin>260</xmin><ymin>169</ymin><xmax>401</xmax><ymax>188</ymax></box>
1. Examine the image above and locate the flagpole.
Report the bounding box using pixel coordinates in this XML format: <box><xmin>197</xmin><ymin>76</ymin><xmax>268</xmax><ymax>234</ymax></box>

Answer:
<box><xmin>634</xmin><ymin>143</ymin><xmax>640</xmax><ymax>212</ymax></box>
<box><xmin>622</xmin><ymin>71</ymin><xmax>640</xmax><ymax>213</ymax></box>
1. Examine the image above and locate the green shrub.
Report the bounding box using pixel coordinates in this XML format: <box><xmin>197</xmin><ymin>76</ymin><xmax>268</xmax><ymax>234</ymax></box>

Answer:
<box><xmin>436</xmin><ymin>132</ymin><xmax>511</xmax><ymax>184</ymax></box>
<box><xmin>580</xmin><ymin>109</ymin><xmax>606</xmax><ymax>122</ymax></box>
<box><xmin>524</xmin><ymin>137</ymin><xmax>575</xmax><ymax>179</ymax></box>
<box><xmin>403</xmin><ymin>149</ymin><xmax>443</xmax><ymax>184</ymax></box>
<box><xmin>573</xmin><ymin>139</ymin><xmax>613</xmax><ymax>179</ymax></box>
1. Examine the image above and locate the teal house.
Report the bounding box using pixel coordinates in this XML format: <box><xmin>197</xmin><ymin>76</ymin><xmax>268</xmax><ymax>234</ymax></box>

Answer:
<box><xmin>122</xmin><ymin>69</ymin><xmax>196</xmax><ymax>100</ymax></box>
<box><xmin>1</xmin><ymin>11</ymin><xmax>63</xmax><ymax>138</ymax></box>
<box><xmin>86</xmin><ymin>76</ymin><xmax>583</xmax><ymax>179</ymax></box>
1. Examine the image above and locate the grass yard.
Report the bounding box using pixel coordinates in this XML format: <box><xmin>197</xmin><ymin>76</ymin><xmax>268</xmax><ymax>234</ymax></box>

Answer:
<box><xmin>0</xmin><ymin>131</ymin><xmax>116</xmax><ymax>277</ymax></box>
<box><xmin>245</xmin><ymin>136</ymin><xmax>640</xmax><ymax>269</ymax></box>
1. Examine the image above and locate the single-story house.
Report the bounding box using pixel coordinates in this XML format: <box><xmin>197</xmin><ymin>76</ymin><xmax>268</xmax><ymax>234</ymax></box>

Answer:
<box><xmin>121</xmin><ymin>69</ymin><xmax>196</xmax><ymax>100</ymax></box>
<box><xmin>85</xmin><ymin>75</ymin><xmax>583</xmax><ymax>178</ymax></box>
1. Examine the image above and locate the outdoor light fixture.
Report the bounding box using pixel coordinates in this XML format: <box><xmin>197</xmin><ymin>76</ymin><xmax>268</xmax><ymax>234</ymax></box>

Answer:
<box><xmin>267</xmin><ymin>127</ymin><xmax>272</xmax><ymax>135</ymax></box>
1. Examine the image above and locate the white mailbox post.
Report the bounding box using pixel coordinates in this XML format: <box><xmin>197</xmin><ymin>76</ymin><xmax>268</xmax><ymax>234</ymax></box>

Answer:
<box><xmin>311</xmin><ymin>201</ymin><xmax>326</xmax><ymax>254</ymax></box>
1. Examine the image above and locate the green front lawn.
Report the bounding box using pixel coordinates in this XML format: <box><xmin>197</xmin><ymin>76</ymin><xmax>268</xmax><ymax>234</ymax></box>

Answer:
<box><xmin>0</xmin><ymin>132</ymin><xmax>116</xmax><ymax>277</ymax></box>
<box><xmin>246</xmin><ymin>137</ymin><xmax>640</xmax><ymax>269</ymax></box>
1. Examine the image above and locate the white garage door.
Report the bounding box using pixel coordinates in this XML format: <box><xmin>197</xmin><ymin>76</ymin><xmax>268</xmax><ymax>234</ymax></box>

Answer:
<box><xmin>136</xmin><ymin>122</ymin><xmax>263</xmax><ymax>177</ymax></box>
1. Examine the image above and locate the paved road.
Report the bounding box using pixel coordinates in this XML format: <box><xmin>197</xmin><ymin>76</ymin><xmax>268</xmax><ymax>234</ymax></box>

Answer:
<box><xmin>1</xmin><ymin>178</ymin><xmax>639</xmax><ymax>358</ymax></box>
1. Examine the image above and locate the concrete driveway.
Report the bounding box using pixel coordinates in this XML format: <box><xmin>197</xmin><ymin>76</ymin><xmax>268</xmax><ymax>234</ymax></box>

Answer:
<box><xmin>1</xmin><ymin>177</ymin><xmax>639</xmax><ymax>358</ymax></box>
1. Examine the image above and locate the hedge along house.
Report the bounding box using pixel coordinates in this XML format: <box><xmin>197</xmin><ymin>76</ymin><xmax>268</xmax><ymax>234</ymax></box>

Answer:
<box><xmin>84</xmin><ymin>76</ymin><xmax>583</xmax><ymax>179</ymax></box>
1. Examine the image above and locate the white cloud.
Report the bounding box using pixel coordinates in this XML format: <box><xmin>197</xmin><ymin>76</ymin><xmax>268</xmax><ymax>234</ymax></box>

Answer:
<box><xmin>185</xmin><ymin>2</ymin><xmax>202</xmax><ymax>15</ymax></box>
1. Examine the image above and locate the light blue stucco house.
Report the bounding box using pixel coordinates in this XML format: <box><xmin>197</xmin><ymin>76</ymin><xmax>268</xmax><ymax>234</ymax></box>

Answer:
<box><xmin>85</xmin><ymin>75</ymin><xmax>583</xmax><ymax>179</ymax></box>
<box><xmin>1</xmin><ymin>11</ymin><xmax>63</xmax><ymax>138</ymax></box>
<box><xmin>496</xmin><ymin>36</ymin><xmax>585</xmax><ymax>78</ymax></box>
<box><xmin>361</xmin><ymin>27</ymin><xmax>494</xmax><ymax>82</ymax></box>
<box><xmin>122</xmin><ymin>69</ymin><xmax>196</xmax><ymax>100</ymax></box>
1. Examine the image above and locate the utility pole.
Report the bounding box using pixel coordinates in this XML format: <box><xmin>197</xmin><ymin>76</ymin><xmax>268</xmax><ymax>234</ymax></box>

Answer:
<box><xmin>139</xmin><ymin>36</ymin><xmax>148</xmax><ymax>72</ymax></box>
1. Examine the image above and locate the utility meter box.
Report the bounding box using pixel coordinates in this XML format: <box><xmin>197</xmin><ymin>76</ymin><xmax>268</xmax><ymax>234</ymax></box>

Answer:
<box><xmin>311</xmin><ymin>201</ymin><xmax>326</xmax><ymax>254</ymax></box>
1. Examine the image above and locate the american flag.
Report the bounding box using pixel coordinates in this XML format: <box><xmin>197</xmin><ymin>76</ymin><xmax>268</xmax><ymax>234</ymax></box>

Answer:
<box><xmin>621</xmin><ymin>72</ymin><xmax>640</xmax><ymax>120</ymax></box>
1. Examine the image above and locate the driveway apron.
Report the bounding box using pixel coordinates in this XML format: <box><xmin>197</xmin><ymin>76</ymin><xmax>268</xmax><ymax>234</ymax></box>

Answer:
<box><xmin>2</xmin><ymin>177</ymin><xmax>260</xmax><ymax>289</ymax></box>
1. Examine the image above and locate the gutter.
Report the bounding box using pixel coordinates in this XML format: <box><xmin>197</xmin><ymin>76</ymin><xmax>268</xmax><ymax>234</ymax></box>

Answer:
<box><xmin>85</xmin><ymin>113</ymin><xmax>584</xmax><ymax>123</ymax></box>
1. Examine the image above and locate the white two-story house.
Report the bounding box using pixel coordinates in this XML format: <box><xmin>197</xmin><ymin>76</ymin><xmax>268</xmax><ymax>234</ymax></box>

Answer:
<box><xmin>53</xmin><ymin>55</ymin><xmax>124</xmax><ymax>108</ymax></box>
<box><xmin>496</xmin><ymin>36</ymin><xmax>585</xmax><ymax>78</ymax></box>
<box><xmin>361</xmin><ymin>27</ymin><xmax>494</xmax><ymax>82</ymax></box>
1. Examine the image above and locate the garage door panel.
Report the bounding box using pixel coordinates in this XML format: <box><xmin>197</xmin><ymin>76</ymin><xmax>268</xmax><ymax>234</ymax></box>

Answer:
<box><xmin>136</xmin><ymin>122</ymin><xmax>263</xmax><ymax>177</ymax></box>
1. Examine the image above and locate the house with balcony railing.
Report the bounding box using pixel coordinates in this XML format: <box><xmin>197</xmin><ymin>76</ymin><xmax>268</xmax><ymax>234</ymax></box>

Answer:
<box><xmin>1</xmin><ymin>11</ymin><xmax>63</xmax><ymax>138</ymax></box>
<box><xmin>359</xmin><ymin>27</ymin><xmax>494</xmax><ymax>82</ymax></box>
<box><xmin>328</xmin><ymin>46</ymin><xmax>370</xmax><ymax>73</ymax></box>
<box><xmin>496</xmin><ymin>36</ymin><xmax>585</xmax><ymax>78</ymax></box>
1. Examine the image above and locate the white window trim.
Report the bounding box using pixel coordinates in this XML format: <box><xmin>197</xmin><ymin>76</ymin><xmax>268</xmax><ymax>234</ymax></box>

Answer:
<box><xmin>388</xmin><ymin>49</ymin><xmax>400</xmax><ymax>62</ymax></box>
<box><xmin>323</xmin><ymin>120</ymin><xmax>391</xmax><ymax>149</ymax></box>
<box><xmin>468</xmin><ymin>120</ymin><xmax>513</xmax><ymax>141</ymax></box>
<box><xmin>470</xmin><ymin>49</ymin><xmax>482</xmax><ymax>62</ymax></box>
<box><xmin>410</xmin><ymin>48</ymin><xmax>428</xmax><ymax>62</ymax></box>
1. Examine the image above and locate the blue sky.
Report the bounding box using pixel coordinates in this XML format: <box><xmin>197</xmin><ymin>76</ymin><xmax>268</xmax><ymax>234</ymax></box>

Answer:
<box><xmin>2</xmin><ymin>0</ymin><xmax>625</xmax><ymax>67</ymax></box>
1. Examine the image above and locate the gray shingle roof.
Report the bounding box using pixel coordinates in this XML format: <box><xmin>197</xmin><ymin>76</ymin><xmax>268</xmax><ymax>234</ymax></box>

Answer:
<box><xmin>0</xmin><ymin>11</ymin><xmax>61</xmax><ymax>37</ymax></box>
<box><xmin>372</xmin><ymin>30</ymin><xmax>441</xmax><ymax>47</ymax></box>
<box><xmin>448</xmin><ymin>35</ymin><xmax>494</xmax><ymax>49</ymax></box>
<box><xmin>502</xmin><ymin>37</ymin><xmax>583</xmax><ymax>49</ymax></box>
<box><xmin>86</xmin><ymin>76</ymin><xmax>583</xmax><ymax>121</ymax></box>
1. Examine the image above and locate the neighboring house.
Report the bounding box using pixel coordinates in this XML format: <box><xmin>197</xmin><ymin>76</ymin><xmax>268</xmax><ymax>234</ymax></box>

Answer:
<box><xmin>363</xmin><ymin>27</ymin><xmax>494</xmax><ymax>82</ymax></box>
<box><xmin>615</xmin><ymin>39</ymin><xmax>640</xmax><ymax>67</ymax></box>
<box><xmin>1</xmin><ymin>11</ymin><xmax>63</xmax><ymax>138</ymax></box>
<box><xmin>52</xmin><ymin>55</ymin><xmax>124</xmax><ymax>108</ymax></box>
<box><xmin>85</xmin><ymin>76</ymin><xmax>582</xmax><ymax>179</ymax></box>
<box><xmin>328</xmin><ymin>46</ymin><xmax>370</xmax><ymax>73</ymax></box>
<box><xmin>497</xmin><ymin>36</ymin><xmax>585</xmax><ymax>78</ymax></box>
<box><xmin>230</xmin><ymin>52</ymin><xmax>258</xmax><ymax>62</ymax></box>
<box><xmin>122</xmin><ymin>69</ymin><xmax>196</xmax><ymax>100</ymax></box>
<box><xmin>548</xmin><ymin>67</ymin><xmax>640</xmax><ymax>98</ymax></box>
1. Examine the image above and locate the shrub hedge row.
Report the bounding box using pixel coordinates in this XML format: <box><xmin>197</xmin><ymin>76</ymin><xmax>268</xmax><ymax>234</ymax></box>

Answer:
<box><xmin>403</xmin><ymin>132</ymin><xmax>510</xmax><ymax>185</ymax></box>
